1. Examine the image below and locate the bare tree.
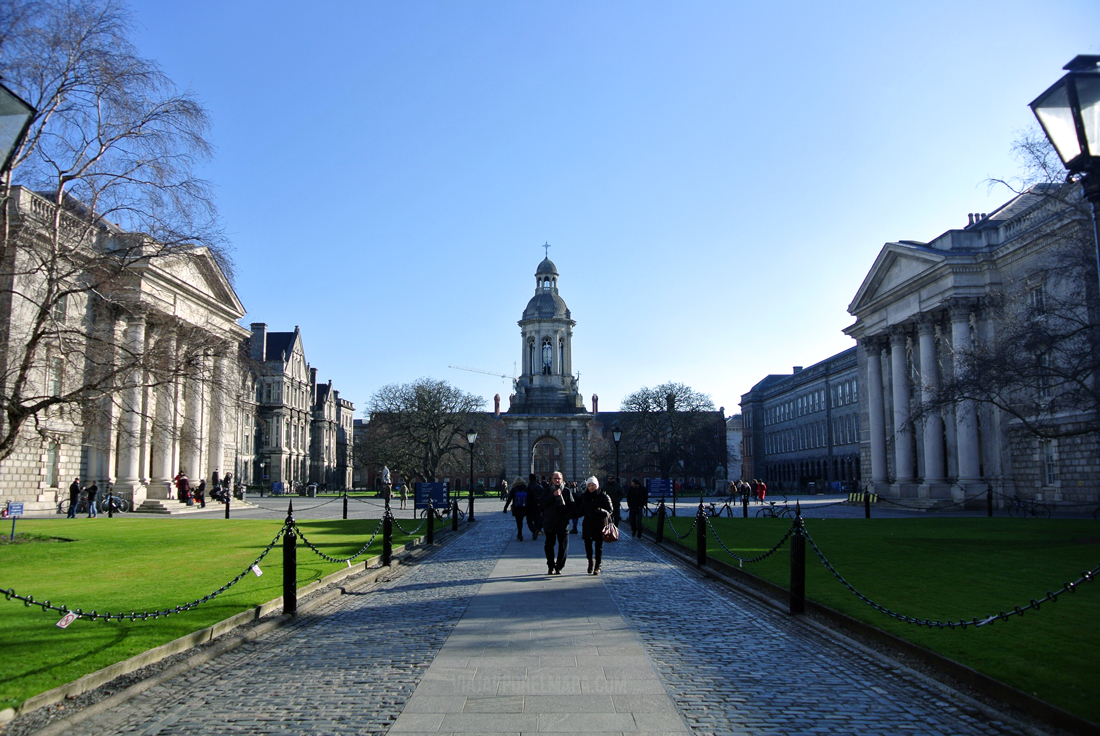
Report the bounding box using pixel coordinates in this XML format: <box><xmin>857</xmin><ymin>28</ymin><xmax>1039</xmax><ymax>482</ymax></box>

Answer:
<box><xmin>910</xmin><ymin>130</ymin><xmax>1100</xmax><ymax>442</ymax></box>
<box><xmin>359</xmin><ymin>378</ymin><xmax>487</xmax><ymax>485</ymax></box>
<box><xmin>0</xmin><ymin>0</ymin><xmax>228</xmax><ymax>463</ymax></box>
<box><xmin>616</xmin><ymin>382</ymin><xmax>719</xmax><ymax>481</ymax></box>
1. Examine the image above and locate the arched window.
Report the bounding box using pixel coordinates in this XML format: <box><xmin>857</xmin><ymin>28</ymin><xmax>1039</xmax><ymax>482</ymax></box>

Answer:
<box><xmin>559</xmin><ymin>338</ymin><xmax>564</xmax><ymax>372</ymax></box>
<box><xmin>542</xmin><ymin>337</ymin><xmax>552</xmax><ymax>374</ymax></box>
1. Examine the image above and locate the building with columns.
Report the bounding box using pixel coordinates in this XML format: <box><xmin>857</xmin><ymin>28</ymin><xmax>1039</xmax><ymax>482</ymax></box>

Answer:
<box><xmin>502</xmin><ymin>256</ymin><xmax>591</xmax><ymax>481</ymax></box>
<box><xmin>845</xmin><ymin>185</ymin><xmax>1097</xmax><ymax>504</ymax></box>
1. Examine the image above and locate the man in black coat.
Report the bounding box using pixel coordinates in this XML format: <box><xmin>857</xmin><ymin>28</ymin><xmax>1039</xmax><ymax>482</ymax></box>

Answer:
<box><xmin>526</xmin><ymin>473</ymin><xmax>545</xmax><ymax>541</ymax></box>
<box><xmin>541</xmin><ymin>471</ymin><xmax>573</xmax><ymax>575</ymax></box>
<box><xmin>67</xmin><ymin>478</ymin><xmax>81</xmax><ymax>518</ymax></box>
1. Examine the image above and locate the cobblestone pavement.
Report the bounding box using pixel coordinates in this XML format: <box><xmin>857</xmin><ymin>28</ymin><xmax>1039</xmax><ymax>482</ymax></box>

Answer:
<box><xmin>601</xmin><ymin>529</ymin><xmax>1033</xmax><ymax>736</ymax></box>
<box><xmin>61</xmin><ymin>520</ymin><xmax>508</xmax><ymax>736</ymax></box>
<box><xmin>53</xmin><ymin>513</ymin><xmax>1038</xmax><ymax>735</ymax></box>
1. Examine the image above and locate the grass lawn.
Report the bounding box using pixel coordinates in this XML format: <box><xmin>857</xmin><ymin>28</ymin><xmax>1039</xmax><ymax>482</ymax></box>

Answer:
<box><xmin>652</xmin><ymin>515</ymin><xmax>1100</xmax><ymax>725</ymax></box>
<box><xmin>0</xmin><ymin>517</ymin><xmax>417</xmax><ymax>712</ymax></box>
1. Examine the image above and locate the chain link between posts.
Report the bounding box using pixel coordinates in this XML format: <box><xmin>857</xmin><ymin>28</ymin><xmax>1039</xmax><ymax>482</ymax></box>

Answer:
<box><xmin>803</xmin><ymin>526</ymin><xmax>1100</xmax><ymax>628</ymax></box>
<box><xmin>703</xmin><ymin>512</ymin><xmax>795</xmax><ymax>563</ymax></box>
<box><xmin>292</xmin><ymin>517</ymin><xmax>385</xmax><ymax>564</ymax></box>
<box><xmin>664</xmin><ymin>511</ymin><xmax>698</xmax><ymax>540</ymax></box>
<box><xmin>2</xmin><ymin>522</ymin><xmax>290</xmax><ymax>622</ymax></box>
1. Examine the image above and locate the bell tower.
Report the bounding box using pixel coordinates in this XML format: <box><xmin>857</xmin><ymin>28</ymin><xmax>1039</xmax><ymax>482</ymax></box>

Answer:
<box><xmin>502</xmin><ymin>249</ymin><xmax>591</xmax><ymax>481</ymax></box>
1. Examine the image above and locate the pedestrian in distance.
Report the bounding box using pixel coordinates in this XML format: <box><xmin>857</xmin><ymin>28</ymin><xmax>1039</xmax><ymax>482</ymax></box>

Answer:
<box><xmin>606</xmin><ymin>475</ymin><xmax>624</xmax><ymax>524</ymax></box>
<box><xmin>526</xmin><ymin>473</ymin><xmax>545</xmax><ymax>541</ymax></box>
<box><xmin>196</xmin><ymin>478</ymin><xmax>207</xmax><ymax>508</ymax></box>
<box><xmin>581</xmin><ymin>476</ymin><xmax>614</xmax><ymax>575</ymax></box>
<box><xmin>757</xmin><ymin>479</ymin><xmax>767</xmax><ymax>504</ymax></box>
<box><xmin>67</xmin><ymin>477</ymin><xmax>81</xmax><ymax>518</ymax></box>
<box><xmin>541</xmin><ymin>471</ymin><xmax>573</xmax><ymax>575</ymax></box>
<box><xmin>85</xmin><ymin>480</ymin><xmax>98</xmax><ymax>518</ymax></box>
<box><xmin>498</xmin><ymin>478</ymin><xmax>508</xmax><ymax>500</ymax></box>
<box><xmin>569</xmin><ymin>481</ymin><xmax>582</xmax><ymax>534</ymax></box>
<box><xmin>503</xmin><ymin>477</ymin><xmax>529</xmax><ymax>540</ymax></box>
<box><xmin>178</xmin><ymin>473</ymin><xmax>191</xmax><ymax>505</ymax></box>
<box><xmin>626</xmin><ymin>477</ymin><xmax>647</xmax><ymax>538</ymax></box>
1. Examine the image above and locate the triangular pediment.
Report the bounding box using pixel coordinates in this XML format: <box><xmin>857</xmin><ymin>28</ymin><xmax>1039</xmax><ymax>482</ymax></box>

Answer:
<box><xmin>848</xmin><ymin>243</ymin><xmax>946</xmax><ymax>315</ymax></box>
<box><xmin>145</xmin><ymin>247</ymin><xmax>246</xmax><ymax>319</ymax></box>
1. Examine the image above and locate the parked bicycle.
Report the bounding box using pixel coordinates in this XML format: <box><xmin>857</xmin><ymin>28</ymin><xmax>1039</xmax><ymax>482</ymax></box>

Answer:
<box><xmin>706</xmin><ymin>499</ymin><xmax>737</xmax><ymax>518</ymax></box>
<box><xmin>419</xmin><ymin>503</ymin><xmax>464</xmax><ymax>521</ymax></box>
<box><xmin>1007</xmin><ymin>495</ymin><xmax>1051</xmax><ymax>518</ymax></box>
<box><xmin>755</xmin><ymin>501</ymin><xmax>795</xmax><ymax>519</ymax></box>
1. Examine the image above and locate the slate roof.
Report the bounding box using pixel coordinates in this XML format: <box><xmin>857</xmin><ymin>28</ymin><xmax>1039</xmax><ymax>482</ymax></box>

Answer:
<box><xmin>536</xmin><ymin>257</ymin><xmax>558</xmax><ymax>276</ymax></box>
<box><xmin>522</xmin><ymin>291</ymin><xmax>571</xmax><ymax>321</ymax></box>
<box><xmin>265</xmin><ymin>331</ymin><xmax>296</xmax><ymax>361</ymax></box>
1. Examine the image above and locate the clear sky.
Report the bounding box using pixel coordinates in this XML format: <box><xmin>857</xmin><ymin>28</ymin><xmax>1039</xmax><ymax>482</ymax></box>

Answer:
<box><xmin>130</xmin><ymin>0</ymin><xmax>1099</xmax><ymax>417</ymax></box>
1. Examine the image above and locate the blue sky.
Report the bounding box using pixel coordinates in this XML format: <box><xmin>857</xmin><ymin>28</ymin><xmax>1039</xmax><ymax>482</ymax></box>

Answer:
<box><xmin>131</xmin><ymin>0</ymin><xmax>1100</xmax><ymax>416</ymax></box>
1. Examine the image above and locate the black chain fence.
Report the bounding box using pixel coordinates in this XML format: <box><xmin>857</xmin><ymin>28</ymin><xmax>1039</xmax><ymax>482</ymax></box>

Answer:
<box><xmin>704</xmin><ymin>513</ymin><xmax>794</xmax><ymax>563</ymax></box>
<box><xmin>292</xmin><ymin>517</ymin><xmax>386</xmax><ymax>564</ymax></box>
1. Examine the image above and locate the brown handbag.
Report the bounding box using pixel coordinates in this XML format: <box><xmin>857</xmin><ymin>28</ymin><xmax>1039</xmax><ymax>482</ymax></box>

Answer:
<box><xmin>602</xmin><ymin>518</ymin><xmax>619</xmax><ymax>542</ymax></box>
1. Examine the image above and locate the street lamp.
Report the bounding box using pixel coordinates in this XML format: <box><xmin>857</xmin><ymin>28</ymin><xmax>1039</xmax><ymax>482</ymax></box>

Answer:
<box><xmin>1030</xmin><ymin>55</ymin><xmax>1100</xmax><ymax>292</ymax></box>
<box><xmin>0</xmin><ymin>82</ymin><xmax>34</xmax><ymax>175</ymax></box>
<box><xmin>466</xmin><ymin>428</ymin><xmax>478</xmax><ymax>522</ymax></box>
<box><xmin>612</xmin><ymin>423</ymin><xmax>622</xmax><ymax>485</ymax></box>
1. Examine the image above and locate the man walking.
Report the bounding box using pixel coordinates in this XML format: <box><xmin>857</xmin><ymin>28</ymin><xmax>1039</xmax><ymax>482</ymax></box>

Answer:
<box><xmin>526</xmin><ymin>473</ymin><xmax>545</xmax><ymax>541</ymax></box>
<box><xmin>85</xmin><ymin>480</ymin><xmax>98</xmax><ymax>518</ymax></box>
<box><xmin>67</xmin><ymin>477</ymin><xmax>81</xmax><ymax>518</ymax></box>
<box><xmin>606</xmin><ymin>475</ymin><xmax>624</xmax><ymax>524</ymax></box>
<box><xmin>503</xmin><ymin>477</ymin><xmax>529</xmax><ymax>541</ymax></box>
<box><xmin>541</xmin><ymin>471</ymin><xmax>573</xmax><ymax>575</ymax></box>
<box><xmin>627</xmin><ymin>477</ymin><xmax>647</xmax><ymax>538</ymax></box>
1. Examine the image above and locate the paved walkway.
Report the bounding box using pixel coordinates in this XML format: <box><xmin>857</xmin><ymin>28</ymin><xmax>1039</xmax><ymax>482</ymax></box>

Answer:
<box><xmin>55</xmin><ymin>513</ymin><xmax>1035</xmax><ymax>736</ymax></box>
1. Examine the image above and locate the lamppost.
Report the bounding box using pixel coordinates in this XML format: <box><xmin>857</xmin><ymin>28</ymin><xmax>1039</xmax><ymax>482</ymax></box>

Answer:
<box><xmin>466</xmin><ymin>428</ymin><xmax>478</xmax><ymax>522</ymax></box>
<box><xmin>0</xmin><ymin>82</ymin><xmax>34</xmax><ymax>176</ymax></box>
<box><xmin>612</xmin><ymin>423</ymin><xmax>622</xmax><ymax>484</ymax></box>
<box><xmin>1029</xmin><ymin>55</ymin><xmax>1100</xmax><ymax>295</ymax></box>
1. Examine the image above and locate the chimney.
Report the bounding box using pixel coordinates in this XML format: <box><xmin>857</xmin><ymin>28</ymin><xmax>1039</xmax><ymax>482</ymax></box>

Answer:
<box><xmin>494</xmin><ymin>394</ymin><xmax>501</xmax><ymax>416</ymax></box>
<box><xmin>968</xmin><ymin>213</ymin><xmax>975</xmax><ymax>226</ymax></box>
<box><xmin>793</xmin><ymin>366</ymin><xmax>803</xmax><ymax>373</ymax></box>
<box><xmin>592</xmin><ymin>394</ymin><xmax>599</xmax><ymax>414</ymax></box>
<box><xmin>250</xmin><ymin>323</ymin><xmax>267</xmax><ymax>362</ymax></box>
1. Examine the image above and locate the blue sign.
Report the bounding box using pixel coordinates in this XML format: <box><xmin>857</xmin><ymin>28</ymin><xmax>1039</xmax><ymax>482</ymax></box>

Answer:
<box><xmin>647</xmin><ymin>479</ymin><xmax>673</xmax><ymax>498</ymax></box>
<box><xmin>7</xmin><ymin>502</ymin><xmax>24</xmax><ymax>516</ymax></box>
<box><xmin>415</xmin><ymin>482</ymin><xmax>449</xmax><ymax>510</ymax></box>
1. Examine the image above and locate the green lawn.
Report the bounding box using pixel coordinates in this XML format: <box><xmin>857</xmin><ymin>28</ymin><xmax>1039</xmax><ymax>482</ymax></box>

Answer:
<box><xmin>653</xmin><ymin>516</ymin><xmax>1100</xmax><ymax>724</ymax></box>
<box><xmin>0</xmin><ymin>517</ymin><xmax>417</xmax><ymax>711</ymax></box>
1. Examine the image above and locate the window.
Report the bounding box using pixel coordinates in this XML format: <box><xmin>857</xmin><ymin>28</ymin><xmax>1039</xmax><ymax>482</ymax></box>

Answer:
<box><xmin>51</xmin><ymin>294</ymin><xmax>67</xmax><ymax>323</ymax></box>
<box><xmin>45</xmin><ymin>443</ymin><xmax>59</xmax><ymax>487</ymax></box>
<box><xmin>1029</xmin><ymin>285</ymin><xmax>1046</xmax><ymax>315</ymax></box>
<box><xmin>1037</xmin><ymin>352</ymin><xmax>1052</xmax><ymax>399</ymax></box>
<box><xmin>47</xmin><ymin>356</ymin><xmax>62</xmax><ymax>397</ymax></box>
<box><xmin>542</xmin><ymin>337</ymin><xmax>552</xmax><ymax>375</ymax></box>
<box><xmin>1042</xmin><ymin>441</ymin><xmax>1057</xmax><ymax>485</ymax></box>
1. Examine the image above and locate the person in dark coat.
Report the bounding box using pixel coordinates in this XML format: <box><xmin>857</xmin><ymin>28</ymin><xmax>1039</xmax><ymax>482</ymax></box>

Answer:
<box><xmin>581</xmin><ymin>476</ymin><xmax>614</xmax><ymax>575</ymax></box>
<box><xmin>503</xmin><ymin>477</ymin><xmax>529</xmax><ymax>541</ymax></box>
<box><xmin>626</xmin><ymin>477</ymin><xmax>647</xmax><ymax>538</ymax></box>
<box><xmin>526</xmin><ymin>473</ymin><xmax>545</xmax><ymax>541</ymax></box>
<box><xmin>569</xmin><ymin>481</ymin><xmax>582</xmax><ymax>534</ymax></box>
<box><xmin>85</xmin><ymin>480</ymin><xmax>98</xmax><ymax>518</ymax></box>
<box><xmin>67</xmin><ymin>477</ymin><xmax>81</xmax><ymax>518</ymax></box>
<box><xmin>196</xmin><ymin>478</ymin><xmax>207</xmax><ymax>508</ymax></box>
<box><xmin>178</xmin><ymin>473</ymin><xmax>191</xmax><ymax>505</ymax></box>
<box><xmin>605</xmin><ymin>475</ymin><xmax>624</xmax><ymax>524</ymax></box>
<box><xmin>541</xmin><ymin>471</ymin><xmax>573</xmax><ymax>574</ymax></box>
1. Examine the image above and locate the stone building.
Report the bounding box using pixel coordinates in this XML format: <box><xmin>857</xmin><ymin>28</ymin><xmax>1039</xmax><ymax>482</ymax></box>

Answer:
<box><xmin>309</xmin><ymin>376</ymin><xmax>354</xmax><ymax>490</ymax></box>
<box><xmin>0</xmin><ymin>187</ymin><xmax>252</xmax><ymax>511</ymax></box>
<box><xmin>845</xmin><ymin>184</ymin><xmax>1097</xmax><ymax>504</ymax></box>
<box><xmin>502</xmin><ymin>256</ymin><xmax>591</xmax><ymax>480</ymax></box>
<box><xmin>739</xmin><ymin>347</ymin><xmax>860</xmax><ymax>492</ymax></box>
<box><xmin>249</xmin><ymin>324</ymin><xmax>313</xmax><ymax>488</ymax></box>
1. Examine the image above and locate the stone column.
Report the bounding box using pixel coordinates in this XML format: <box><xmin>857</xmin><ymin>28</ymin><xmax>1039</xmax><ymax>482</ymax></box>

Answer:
<box><xmin>181</xmin><ymin>351</ymin><xmax>207</xmax><ymax>480</ymax></box>
<box><xmin>890</xmin><ymin>326</ymin><xmax>914</xmax><ymax>483</ymax></box>
<box><xmin>206</xmin><ymin>352</ymin><xmax>229</xmax><ymax>485</ymax></box>
<box><xmin>918</xmin><ymin>315</ymin><xmax>945</xmax><ymax>483</ymax></box>
<box><xmin>114</xmin><ymin>312</ymin><xmax>147</xmax><ymax>494</ymax></box>
<box><xmin>865</xmin><ymin>338</ymin><xmax>888</xmax><ymax>483</ymax></box>
<box><xmin>149</xmin><ymin>328</ymin><xmax>177</xmax><ymax>499</ymax></box>
<box><xmin>950</xmin><ymin>302</ymin><xmax>981</xmax><ymax>484</ymax></box>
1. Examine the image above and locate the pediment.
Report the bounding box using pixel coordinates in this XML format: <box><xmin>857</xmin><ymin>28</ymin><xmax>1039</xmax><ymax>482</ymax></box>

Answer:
<box><xmin>848</xmin><ymin>243</ymin><xmax>946</xmax><ymax>316</ymax></box>
<box><xmin>141</xmin><ymin>247</ymin><xmax>246</xmax><ymax>320</ymax></box>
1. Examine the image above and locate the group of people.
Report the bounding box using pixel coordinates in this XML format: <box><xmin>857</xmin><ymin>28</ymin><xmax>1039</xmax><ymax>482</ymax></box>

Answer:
<box><xmin>66</xmin><ymin>477</ymin><xmax>99</xmax><ymax>518</ymax></box>
<box><xmin>728</xmin><ymin>478</ymin><xmax>767</xmax><ymax>503</ymax></box>
<box><xmin>173</xmin><ymin>470</ymin><xmax>234</xmax><ymax>508</ymax></box>
<box><xmin>503</xmin><ymin>472</ymin><xmax>654</xmax><ymax>576</ymax></box>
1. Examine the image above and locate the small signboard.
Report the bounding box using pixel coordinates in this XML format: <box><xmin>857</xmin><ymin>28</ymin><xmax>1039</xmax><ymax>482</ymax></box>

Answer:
<box><xmin>7</xmin><ymin>502</ymin><xmax>24</xmax><ymax>516</ymax></box>
<box><xmin>646</xmin><ymin>479</ymin><xmax>672</xmax><ymax>500</ymax></box>
<box><xmin>415</xmin><ymin>482</ymin><xmax>449</xmax><ymax>511</ymax></box>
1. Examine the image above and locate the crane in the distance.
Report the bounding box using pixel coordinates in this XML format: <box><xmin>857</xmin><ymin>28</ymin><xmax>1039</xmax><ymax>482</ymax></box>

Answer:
<box><xmin>449</xmin><ymin>363</ymin><xmax>518</xmax><ymax>390</ymax></box>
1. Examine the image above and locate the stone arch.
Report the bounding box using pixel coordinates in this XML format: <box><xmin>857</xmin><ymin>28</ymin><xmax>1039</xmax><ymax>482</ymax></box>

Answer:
<box><xmin>530</xmin><ymin>434</ymin><xmax>564</xmax><ymax>476</ymax></box>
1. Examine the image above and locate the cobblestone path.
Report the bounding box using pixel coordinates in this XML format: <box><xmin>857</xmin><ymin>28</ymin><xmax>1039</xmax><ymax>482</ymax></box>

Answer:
<box><xmin>57</xmin><ymin>514</ymin><xmax>1035</xmax><ymax>735</ymax></box>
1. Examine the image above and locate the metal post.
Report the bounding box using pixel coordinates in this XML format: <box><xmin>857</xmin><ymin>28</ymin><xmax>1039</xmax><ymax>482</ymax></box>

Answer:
<box><xmin>742</xmin><ymin>492</ymin><xmax>749</xmax><ymax>518</ymax></box>
<box><xmin>864</xmin><ymin>487</ymin><xmax>871</xmax><ymax>519</ymax></box>
<box><xmin>468</xmin><ymin>441</ymin><xmax>476</xmax><ymax>522</ymax></box>
<box><xmin>790</xmin><ymin>501</ymin><xmax>805</xmax><ymax>615</ymax></box>
<box><xmin>382</xmin><ymin>511</ymin><xmax>393</xmax><ymax>567</ymax></box>
<box><xmin>452</xmin><ymin>499</ymin><xmax>458</xmax><ymax>532</ymax></box>
<box><xmin>283</xmin><ymin>501</ymin><xmax>297</xmax><ymax>617</ymax></box>
<box><xmin>696</xmin><ymin>504</ymin><xmax>706</xmax><ymax>568</ymax></box>
<box><xmin>672</xmin><ymin>486</ymin><xmax>677</xmax><ymax>517</ymax></box>
<box><xmin>343</xmin><ymin>489</ymin><xmax>348</xmax><ymax>520</ymax></box>
<box><xmin>225</xmin><ymin>492</ymin><xmax>230</xmax><ymax>519</ymax></box>
<box><xmin>107</xmin><ymin>496</ymin><xmax>113</xmax><ymax>518</ymax></box>
<box><xmin>655</xmin><ymin>502</ymin><xmax>666</xmax><ymax>544</ymax></box>
<box><xmin>987</xmin><ymin>484</ymin><xmax>993</xmax><ymax>518</ymax></box>
<box><xmin>426</xmin><ymin>501</ymin><xmax>435</xmax><ymax>545</ymax></box>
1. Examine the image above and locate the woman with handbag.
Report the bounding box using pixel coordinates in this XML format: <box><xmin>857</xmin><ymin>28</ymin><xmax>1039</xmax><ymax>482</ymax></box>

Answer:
<box><xmin>581</xmin><ymin>476</ymin><xmax>614</xmax><ymax>576</ymax></box>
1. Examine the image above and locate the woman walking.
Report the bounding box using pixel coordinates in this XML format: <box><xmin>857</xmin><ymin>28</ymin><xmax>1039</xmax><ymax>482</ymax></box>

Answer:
<box><xmin>581</xmin><ymin>476</ymin><xmax>613</xmax><ymax>576</ymax></box>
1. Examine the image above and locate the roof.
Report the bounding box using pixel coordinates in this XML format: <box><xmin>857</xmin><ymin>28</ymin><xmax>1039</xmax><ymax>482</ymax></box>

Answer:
<box><xmin>265</xmin><ymin>331</ymin><xmax>296</xmax><ymax>360</ymax></box>
<box><xmin>522</xmin><ymin>291</ymin><xmax>571</xmax><ymax>321</ymax></box>
<box><xmin>536</xmin><ymin>257</ymin><xmax>558</xmax><ymax>276</ymax></box>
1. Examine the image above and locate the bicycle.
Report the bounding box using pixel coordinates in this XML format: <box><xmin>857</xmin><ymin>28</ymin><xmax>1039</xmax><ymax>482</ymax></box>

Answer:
<box><xmin>756</xmin><ymin>501</ymin><xmax>795</xmax><ymax>519</ymax></box>
<box><xmin>1007</xmin><ymin>495</ymin><xmax>1051</xmax><ymax>518</ymax></box>
<box><xmin>419</xmin><ymin>503</ymin><xmax>465</xmax><ymax>521</ymax></box>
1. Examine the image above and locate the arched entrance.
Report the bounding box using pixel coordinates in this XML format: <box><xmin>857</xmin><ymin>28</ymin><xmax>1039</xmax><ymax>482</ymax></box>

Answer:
<box><xmin>530</xmin><ymin>436</ymin><xmax>564</xmax><ymax>476</ymax></box>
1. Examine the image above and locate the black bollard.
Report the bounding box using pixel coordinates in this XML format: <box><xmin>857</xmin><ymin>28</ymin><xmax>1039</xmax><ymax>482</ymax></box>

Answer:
<box><xmin>382</xmin><ymin>512</ymin><xmax>393</xmax><ymax>567</ymax></box>
<box><xmin>696</xmin><ymin>505</ymin><xmax>706</xmax><ymax>568</ymax></box>
<box><xmin>452</xmin><ymin>499</ymin><xmax>458</xmax><ymax>532</ymax></box>
<box><xmin>343</xmin><ymin>490</ymin><xmax>348</xmax><ymax>520</ymax></box>
<box><xmin>225</xmin><ymin>493</ymin><xmax>230</xmax><ymax>519</ymax></box>
<box><xmin>743</xmin><ymin>494</ymin><xmax>749</xmax><ymax>518</ymax></box>
<box><xmin>987</xmin><ymin>484</ymin><xmax>993</xmax><ymax>517</ymax></box>
<box><xmin>790</xmin><ymin>501</ymin><xmax>805</xmax><ymax>615</ymax></box>
<box><xmin>107</xmin><ymin>497</ymin><xmax>113</xmax><ymax>519</ymax></box>
<box><xmin>864</xmin><ymin>488</ymin><xmax>871</xmax><ymax>519</ymax></box>
<box><xmin>283</xmin><ymin>501</ymin><xmax>297</xmax><ymax>617</ymax></box>
<box><xmin>672</xmin><ymin>488</ymin><xmax>677</xmax><ymax>517</ymax></box>
<box><xmin>655</xmin><ymin>502</ymin><xmax>666</xmax><ymax>544</ymax></box>
<box><xmin>426</xmin><ymin>501</ymin><xmax>435</xmax><ymax>545</ymax></box>
<box><xmin>468</xmin><ymin>494</ymin><xmax>476</xmax><ymax>523</ymax></box>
